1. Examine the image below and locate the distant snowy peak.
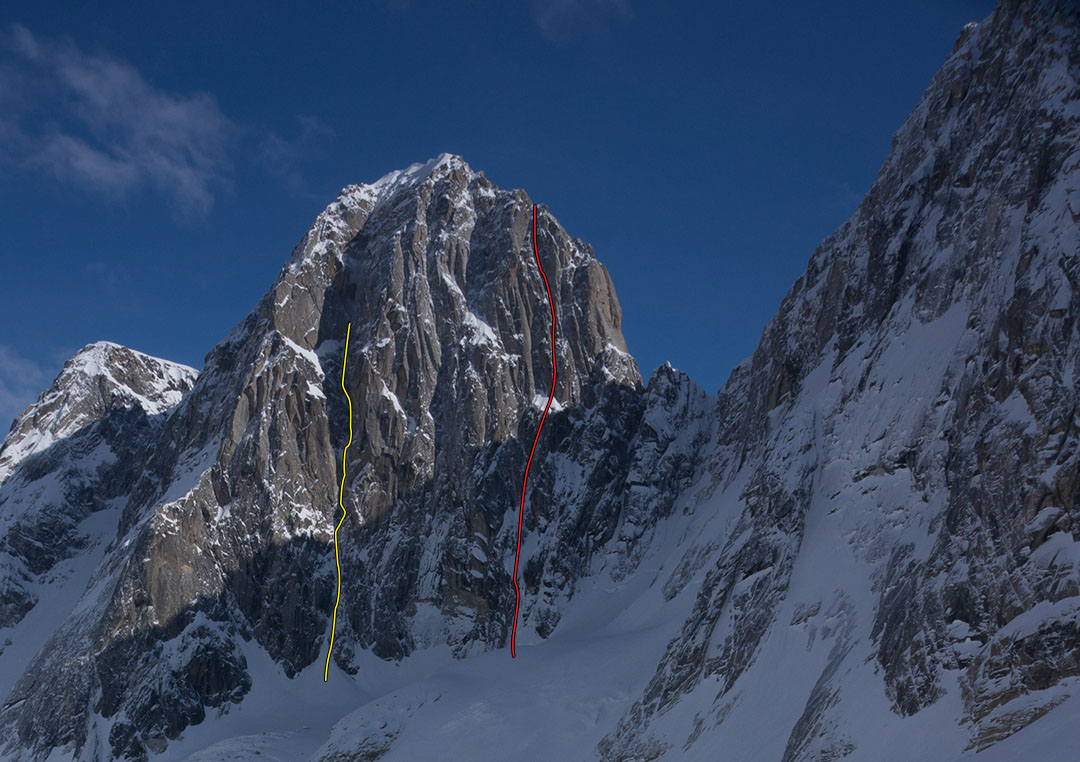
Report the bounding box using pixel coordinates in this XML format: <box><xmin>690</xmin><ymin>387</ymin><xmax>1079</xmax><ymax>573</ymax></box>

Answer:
<box><xmin>0</xmin><ymin>342</ymin><xmax>197</xmax><ymax>484</ymax></box>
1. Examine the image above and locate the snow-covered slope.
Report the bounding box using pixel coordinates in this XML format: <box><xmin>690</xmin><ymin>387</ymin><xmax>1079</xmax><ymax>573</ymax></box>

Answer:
<box><xmin>0</xmin><ymin>0</ymin><xmax>1078</xmax><ymax>759</ymax></box>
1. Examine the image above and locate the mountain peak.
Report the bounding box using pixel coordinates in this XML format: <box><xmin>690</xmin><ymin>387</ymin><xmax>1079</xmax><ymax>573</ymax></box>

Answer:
<box><xmin>4</xmin><ymin>4</ymin><xmax>1080</xmax><ymax>757</ymax></box>
<box><xmin>366</xmin><ymin>152</ymin><xmax>473</xmax><ymax>194</ymax></box>
<box><xmin>0</xmin><ymin>343</ymin><xmax>196</xmax><ymax>484</ymax></box>
<box><xmin>0</xmin><ymin>148</ymin><xmax>651</xmax><ymax>758</ymax></box>
<box><xmin>283</xmin><ymin>154</ymin><xmax>485</xmax><ymax>283</ymax></box>
<box><xmin>333</xmin><ymin>153</ymin><xmax>477</xmax><ymax>213</ymax></box>
<box><xmin>53</xmin><ymin>341</ymin><xmax>197</xmax><ymax>416</ymax></box>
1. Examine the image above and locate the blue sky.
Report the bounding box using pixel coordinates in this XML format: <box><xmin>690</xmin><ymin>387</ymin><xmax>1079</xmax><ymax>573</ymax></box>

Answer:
<box><xmin>0</xmin><ymin>0</ymin><xmax>995</xmax><ymax>429</ymax></box>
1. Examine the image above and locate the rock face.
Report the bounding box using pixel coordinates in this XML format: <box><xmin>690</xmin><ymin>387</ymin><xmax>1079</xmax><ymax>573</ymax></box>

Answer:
<box><xmin>0</xmin><ymin>1</ymin><xmax>1078</xmax><ymax>759</ymax></box>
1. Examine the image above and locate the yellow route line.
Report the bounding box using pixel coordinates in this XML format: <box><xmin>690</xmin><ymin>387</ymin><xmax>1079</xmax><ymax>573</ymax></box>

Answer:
<box><xmin>325</xmin><ymin>322</ymin><xmax>353</xmax><ymax>682</ymax></box>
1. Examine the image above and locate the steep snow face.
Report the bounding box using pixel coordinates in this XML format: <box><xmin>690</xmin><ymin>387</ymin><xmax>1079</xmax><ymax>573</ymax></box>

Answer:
<box><xmin>0</xmin><ymin>343</ymin><xmax>197</xmax><ymax>485</ymax></box>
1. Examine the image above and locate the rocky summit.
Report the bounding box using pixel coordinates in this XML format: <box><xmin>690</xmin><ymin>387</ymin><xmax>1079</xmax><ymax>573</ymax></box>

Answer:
<box><xmin>0</xmin><ymin>0</ymin><xmax>1078</xmax><ymax>760</ymax></box>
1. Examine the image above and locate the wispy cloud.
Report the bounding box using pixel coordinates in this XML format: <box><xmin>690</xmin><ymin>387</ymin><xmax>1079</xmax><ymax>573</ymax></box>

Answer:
<box><xmin>531</xmin><ymin>0</ymin><xmax>632</xmax><ymax>40</ymax></box>
<box><xmin>0</xmin><ymin>345</ymin><xmax>51</xmax><ymax>432</ymax></box>
<box><xmin>0</xmin><ymin>25</ymin><xmax>330</xmax><ymax>216</ymax></box>
<box><xmin>0</xmin><ymin>25</ymin><xmax>235</xmax><ymax>215</ymax></box>
<box><xmin>256</xmin><ymin>115</ymin><xmax>336</xmax><ymax>199</ymax></box>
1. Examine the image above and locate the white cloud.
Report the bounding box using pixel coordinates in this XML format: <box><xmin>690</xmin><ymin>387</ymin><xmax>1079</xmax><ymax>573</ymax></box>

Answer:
<box><xmin>531</xmin><ymin>0</ymin><xmax>632</xmax><ymax>39</ymax></box>
<box><xmin>0</xmin><ymin>345</ymin><xmax>51</xmax><ymax>433</ymax></box>
<box><xmin>1</xmin><ymin>25</ymin><xmax>235</xmax><ymax>215</ymax></box>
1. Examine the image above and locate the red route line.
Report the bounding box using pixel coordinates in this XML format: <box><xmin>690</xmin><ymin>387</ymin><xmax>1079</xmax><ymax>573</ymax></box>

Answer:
<box><xmin>511</xmin><ymin>204</ymin><xmax>557</xmax><ymax>659</ymax></box>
